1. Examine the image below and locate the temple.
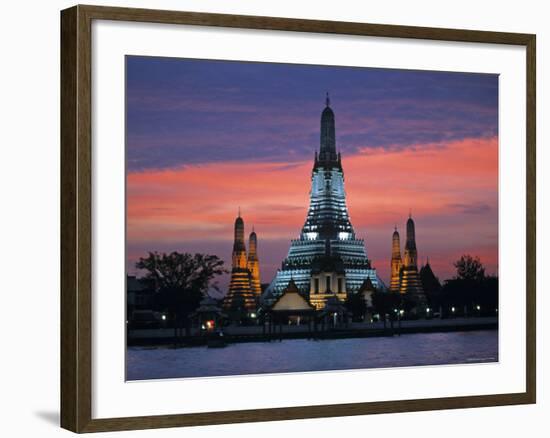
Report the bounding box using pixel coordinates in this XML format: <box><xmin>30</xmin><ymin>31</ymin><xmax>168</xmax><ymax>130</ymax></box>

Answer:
<box><xmin>223</xmin><ymin>213</ymin><xmax>258</xmax><ymax>313</ymax></box>
<box><xmin>391</xmin><ymin>214</ymin><xmax>427</xmax><ymax>306</ymax></box>
<box><xmin>420</xmin><ymin>258</ymin><xmax>442</xmax><ymax>296</ymax></box>
<box><xmin>389</xmin><ymin>227</ymin><xmax>403</xmax><ymax>292</ymax></box>
<box><xmin>262</xmin><ymin>95</ymin><xmax>380</xmax><ymax>308</ymax></box>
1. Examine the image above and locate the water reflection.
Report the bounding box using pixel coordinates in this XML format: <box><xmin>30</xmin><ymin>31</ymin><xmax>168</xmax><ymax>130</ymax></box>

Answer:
<box><xmin>127</xmin><ymin>330</ymin><xmax>498</xmax><ymax>381</ymax></box>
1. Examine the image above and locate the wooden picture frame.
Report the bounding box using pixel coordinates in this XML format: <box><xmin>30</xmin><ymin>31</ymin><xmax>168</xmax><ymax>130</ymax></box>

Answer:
<box><xmin>60</xmin><ymin>4</ymin><xmax>536</xmax><ymax>433</ymax></box>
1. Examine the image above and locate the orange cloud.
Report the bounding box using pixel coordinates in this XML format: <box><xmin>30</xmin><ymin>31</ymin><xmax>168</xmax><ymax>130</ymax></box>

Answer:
<box><xmin>127</xmin><ymin>136</ymin><xmax>498</xmax><ymax>283</ymax></box>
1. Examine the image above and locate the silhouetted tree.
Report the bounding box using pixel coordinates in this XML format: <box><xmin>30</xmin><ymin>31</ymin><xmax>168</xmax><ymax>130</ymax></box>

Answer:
<box><xmin>345</xmin><ymin>292</ymin><xmax>366</xmax><ymax>322</ymax></box>
<box><xmin>454</xmin><ymin>255</ymin><xmax>485</xmax><ymax>281</ymax></box>
<box><xmin>136</xmin><ymin>251</ymin><xmax>227</xmax><ymax>340</ymax></box>
<box><xmin>372</xmin><ymin>291</ymin><xmax>401</xmax><ymax>329</ymax></box>
<box><xmin>439</xmin><ymin>255</ymin><xmax>498</xmax><ymax>316</ymax></box>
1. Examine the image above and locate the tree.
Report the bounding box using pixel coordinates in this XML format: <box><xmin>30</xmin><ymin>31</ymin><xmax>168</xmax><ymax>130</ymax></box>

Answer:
<box><xmin>136</xmin><ymin>252</ymin><xmax>226</xmax><ymax>292</ymax></box>
<box><xmin>136</xmin><ymin>252</ymin><xmax>227</xmax><ymax>339</ymax></box>
<box><xmin>454</xmin><ymin>255</ymin><xmax>485</xmax><ymax>281</ymax></box>
<box><xmin>439</xmin><ymin>255</ymin><xmax>498</xmax><ymax>317</ymax></box>
<box><xmin>371</xmin><ymin>291</ymin><xmax>401</xmax><ymax>329</ymax></box>
<box><xmin>345</xmin><ymin>292</ymin><xmax>366</xmax><ymax>322</ymax></box>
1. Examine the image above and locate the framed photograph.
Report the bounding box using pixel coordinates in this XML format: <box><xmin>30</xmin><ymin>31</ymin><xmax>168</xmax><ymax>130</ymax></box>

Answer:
<box><xmin>60</xmin><ymin>5</ymin><xmax>536</xmax><ymax>433</ymax></box>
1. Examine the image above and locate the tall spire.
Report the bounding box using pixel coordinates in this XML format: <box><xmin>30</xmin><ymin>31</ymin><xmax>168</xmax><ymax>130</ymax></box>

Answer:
<box><xmin>400</xmin><ymin>213</ymin><xmax>426</xmax><ymax>304</ymax></box>
<box><xmin>262</xmin><ymin>97</ymin><xmax>379</xmax><ymax>307</ymax></box>
<box><xmin>405</xmin><ymin>214</ymin><xmax>417</xmax><ymax>254</ymax></box>
<box><xmin>390</xmin><ymin>227</ymin><xmax>403</xmax><ymax>292</ymax></box>
<box><xmin>232</xmin><ymin>214</ymin><xmax>246</xmax><ymax>264</ymax></box>
<box><xmin>247</xmin><ymin>229</ymin><xmax>262</xmax><ymax>296</ymax></box>
<box><xmin>319</xmin><ymin>93</ymin><xmax>337</xmax><ymax>162</ymax></box>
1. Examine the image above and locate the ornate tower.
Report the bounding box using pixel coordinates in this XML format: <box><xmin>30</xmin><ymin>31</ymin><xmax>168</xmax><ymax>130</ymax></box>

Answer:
<box><xmin>390</xmin><ymin>227</ymin><xmax>403</xmax><ymax>292</ymax></box>
<box><xmin>223</xmin><ymin>213</ymin><xmax>256</xmax><ymax>312</ymax></box>
<box><xmin>247</xmin><ymin>229</ymin><xmax>262</xmax><ymax>296</ymax></box>
<box><xmin>232</xmin><ymin>214</ymin><xmax>247</xmax><ymax>269</ymax></box>
<box><xmin>403</xmin><ymin>215</ymin><xmax>418</xmax><ymax>268</ymax></box>
<box><xmin>262</xmin><ymin>95</ymin><xmax>380</xmax><ymax>306</ymax></box>
<box><xmin>399</xmin><ymin>214</ymin><xmax>426</xmax><ymax>304</ymax></box>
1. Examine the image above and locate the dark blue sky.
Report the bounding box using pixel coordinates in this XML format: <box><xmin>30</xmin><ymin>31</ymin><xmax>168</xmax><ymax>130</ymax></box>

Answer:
<box><xmin>126</xmin><ymin>56</ymin><xmax>498</xmax><ymax>172</ymax></box>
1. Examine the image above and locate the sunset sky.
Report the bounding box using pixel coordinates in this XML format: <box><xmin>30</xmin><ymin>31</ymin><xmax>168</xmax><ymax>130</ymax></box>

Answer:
<box><xmin>126</xmin><ymin>56</ymin><xmax>499</xmax><ymax>292</ymax></box>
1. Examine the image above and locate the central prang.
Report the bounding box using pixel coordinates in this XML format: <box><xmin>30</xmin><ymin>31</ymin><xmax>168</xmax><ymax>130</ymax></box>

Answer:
<box><xmin>261</xmin><ymin>94</ymin><xmax>380</xmax><ymax>309</ymax></box>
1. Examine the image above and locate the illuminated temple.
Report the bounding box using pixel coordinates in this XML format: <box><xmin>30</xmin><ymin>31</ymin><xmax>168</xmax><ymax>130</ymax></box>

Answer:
<box><xmin>389</xmin><ymin>214</ymin><xmax>427</xmax><ymax>305</ymax></box>
<box><xmin>223</xmin><ymin>213</ymin><xmax>260</xmax><ymax>313</ymax></box>
<box><xmin>262</xmin><ymin>95</ymin><xmax>380</xmax><ymax>308</ymax></box>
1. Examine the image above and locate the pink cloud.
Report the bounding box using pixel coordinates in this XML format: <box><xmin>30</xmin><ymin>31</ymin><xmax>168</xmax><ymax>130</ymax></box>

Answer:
<box><xmin>127</xmin><ymin>136</ymin><xmax>498</xmax><ymax>285</ymax></box>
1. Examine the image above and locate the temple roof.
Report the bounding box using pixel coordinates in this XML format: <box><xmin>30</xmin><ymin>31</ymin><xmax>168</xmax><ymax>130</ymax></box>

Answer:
<box><xmin>268</xmin><ymin>279</ymin><xmax>315</xmax><ymax>312</ymax></box>
<box><xmin>359</xmin><ymin>277</ymin><xmax>376</xmax><ymax>293</ymax></box>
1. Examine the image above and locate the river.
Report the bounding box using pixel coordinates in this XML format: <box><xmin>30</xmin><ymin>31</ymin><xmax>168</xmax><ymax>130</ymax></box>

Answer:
<box><xmin>126</xmin><ymin>330</ymin><xmax>498</xmax><ymax>380</ymax></box>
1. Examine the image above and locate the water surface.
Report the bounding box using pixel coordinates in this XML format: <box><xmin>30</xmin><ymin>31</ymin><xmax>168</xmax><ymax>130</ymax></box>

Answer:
<box><xmin>127</xmin><ymin>330</ymin><xmax>498</xmax><ymax>380</ymax></box>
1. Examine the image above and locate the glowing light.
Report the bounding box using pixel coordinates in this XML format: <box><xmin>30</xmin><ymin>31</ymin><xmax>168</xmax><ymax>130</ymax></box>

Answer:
<box><xmin>338</xmin><ymin>232</ymin><xmax>350</xmax><ymax>240</ymax></box>
<box><xmin>305</xmin><ymin>232</ymin><xmax>318</xmax><ymax>240</ymax></box>
<box><xmin>451</xmin><ymin>307</ymin><xmax>455</xmax><ymax>312</ymax></box>
<box><xmin>476</xmin><ymin>305</ymin><xmax>481</xmax><ymax>311</ymax></box>
<box><xmin>161</xmin><ymin>314</ymin><xmax>166</xmax><ymax>321</ymax></box>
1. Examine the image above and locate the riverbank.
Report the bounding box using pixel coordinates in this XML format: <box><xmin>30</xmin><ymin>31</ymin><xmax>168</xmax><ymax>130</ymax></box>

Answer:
<box><xmin>127</xmin><ymin>316</ymin><xmax>498</xmax><ymax>347</ymax></box>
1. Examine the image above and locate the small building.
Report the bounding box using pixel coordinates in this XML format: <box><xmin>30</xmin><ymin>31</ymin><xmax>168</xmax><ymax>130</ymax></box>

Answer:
<box><xmin>318</xmin><ymin>295</ymin><xmax>350</xmax><ymax>328</ymax></box>
<box><xmin>191</xmin><ymin>296</ymin><xmax>226</xmax><ymax>334</ymax></box>
<box><xmin>127</xmin><ymin>275</ymin><xmax>157</xmax><ymax>328</ymax></box>
<box><xmin>127</xmin><ymin>275</ymin><xmax>154</xmax><ymax>309</ymax></box>
<box><xmin>357</xmin><ymin>277</ymin><xmax>379</xmax><ymax>322</ymax></box>
<box><xmin>358</xmin><ymin>277</ymin><xmax>376</xmax><ymax>308</ymax></box>
<box><xmin>264</xmin><ymin>279</ymin><xmax>317</xmax><ymax>334</ymax></box>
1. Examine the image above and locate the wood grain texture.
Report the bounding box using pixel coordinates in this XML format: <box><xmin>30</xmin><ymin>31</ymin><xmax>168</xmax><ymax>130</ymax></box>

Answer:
<box><xmin>60</xmin><ymin>5</ymin><xmax>78</xmax><ymax>432</ymax></box>
<box><xmin>60</xmin><ymin>4</ymin><xmax>537</xmax><ymax>433</ymax></box>
<box><xmin>525</xmin><ymin>34</ymin><xmax>536</xmax><ymax>404</ymax></box>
